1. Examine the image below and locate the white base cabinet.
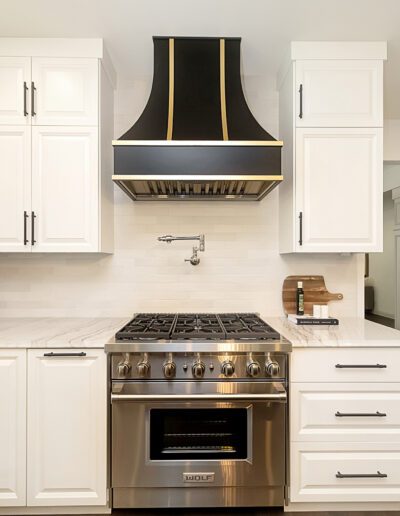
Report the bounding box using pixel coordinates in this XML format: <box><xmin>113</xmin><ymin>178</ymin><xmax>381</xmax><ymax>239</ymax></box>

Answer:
<box><xmin>0</xmin><ymin>350</ymin><xmax>26</xmax><ymax>507</ymax></box>
<box><xmin>27</xmin><ymin>349</ymin><xmax>107</xmax><ymax>506</ymax></box>
<box><xmin>0</xmin><ymin>348</ymin><xmax>107</xmax><ymax>511</ymax></box>
<box><xmin>290</xmin><ymin>347</ymin><xmax>400</xmax><ymax>507</ymax></box>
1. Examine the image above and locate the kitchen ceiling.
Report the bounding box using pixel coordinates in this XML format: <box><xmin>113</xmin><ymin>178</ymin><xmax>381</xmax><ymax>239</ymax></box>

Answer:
<box><xmin>1</xmin><ymin>0</ymin><xmax>399</xmax><ymax>118</ymax></box>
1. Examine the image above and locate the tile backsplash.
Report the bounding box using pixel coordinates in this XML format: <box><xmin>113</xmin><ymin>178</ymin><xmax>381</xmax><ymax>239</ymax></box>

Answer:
<box><xmin>0</xmin><ymin>76</ymin><xmax>364</xmax><ymax>318</ymax></box>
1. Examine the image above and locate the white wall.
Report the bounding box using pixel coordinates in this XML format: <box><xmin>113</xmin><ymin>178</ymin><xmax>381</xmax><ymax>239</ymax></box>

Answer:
<box><xmin>384</xmin><ymin>162</ymin><xmax>400</xmax><ymax>192</ymax></box>
<box><xmin>384</xmin><ymin>119</ymin><xmax>400</xmax><ymax>162</ymax></box>
<box><xmin>366</xmin><ymin>191</ymin><xmax>395</xmax><ymax>318</ymax></box>
<box><xmin>0</xmin><ymin>75</ymin><xmax>364</xmax><ymax>318</ymax></box>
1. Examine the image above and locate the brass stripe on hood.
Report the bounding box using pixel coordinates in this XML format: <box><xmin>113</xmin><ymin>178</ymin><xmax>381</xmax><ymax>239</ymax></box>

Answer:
<box><xmin>167</xmin><ymin>38</ymin><xmax>175</xmax><ymax>140</ymax></box>
<box><xmin>220</xmin><ymin>39</ymin><xmax>229</xmax><ymax>141</ymax></box>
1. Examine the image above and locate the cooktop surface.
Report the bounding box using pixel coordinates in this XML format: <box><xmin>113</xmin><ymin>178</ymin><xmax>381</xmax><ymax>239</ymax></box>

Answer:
<box><xmin>116</xmin><ymin>313</ymin><xmax>280</xmax><ymax>341</ymax></box>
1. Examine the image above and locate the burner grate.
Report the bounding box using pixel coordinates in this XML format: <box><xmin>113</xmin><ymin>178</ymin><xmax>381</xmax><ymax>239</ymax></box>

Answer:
<box><xmin>115</xmin><ymin>313</ymin><xmax>280</xmax><ymax>341</ymax></box>
<box><xmin>116</xmin><ymin>313</ymin><xmax>177</xmax><ymax>340</ymax></box>
<box><xmin>171</xmin><ymin>314</ymin><xmax>226</xmax><ymax>340</ymax></box>
<box><xmin>218</xmin><ymin>313</ymin><xmax>280</xmax><ymax>340</ymax></box>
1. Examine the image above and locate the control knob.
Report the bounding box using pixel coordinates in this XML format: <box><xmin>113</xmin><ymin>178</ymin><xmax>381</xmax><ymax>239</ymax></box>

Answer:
<box><xmin>247</xmin><ymin>361</ymin><xmax>261</xmax><ymax>377</ymax></box>
<box><xmin>192</xmin><ymin>360</ymin><xmax>206</xmax><ymax>379</ymax></box>
<box><xmin>221</xmin><ymin>360</ymin><xmax>235</xmax><ymax>377</ymax></box>
<box><xmin>117</xmin><ymin>360</ymin><xmax>131</xmax><ymax>377</ymax></box>
<box><xmin>137</xmin><ymin>360</ymin><xmax>150</xmax><ymax>378</ymax></box>
<box><xmin>163</xmin><ymin>361</ymin><xmax>176</xmax><ymax>379</ymax></box>
<box><xmin>265</xmin><ymin>360</ymin><xmax>280</xmax><ymax>377</ymax></box>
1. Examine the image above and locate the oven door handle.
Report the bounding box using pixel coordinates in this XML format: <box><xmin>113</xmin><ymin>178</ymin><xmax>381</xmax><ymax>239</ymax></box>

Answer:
<box><xmin>111</xmin><ymin>392</ymin><xmax>287</xmax><ymax>402</ymax></box>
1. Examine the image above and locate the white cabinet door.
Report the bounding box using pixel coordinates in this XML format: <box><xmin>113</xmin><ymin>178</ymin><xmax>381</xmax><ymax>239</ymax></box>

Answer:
<box><xmin>295</xmin><ymin>127</ymin><xmax>383</xmax><ymax>252</ymax></box>
<box><xmin>296</xmin><ymin>60</ymin><xmax>383</xmax><ymax>127</ymax></box>
<box><xmin>0</xmin><ymin>350</ymin><xmax>26</xmax><ymax>506</ymax></box>
<box><xmin>0</xmin><ymin>57</ymin><xmax>31</xmax><ymax>125</ymax></box>
<box><xmin>32</xmin><ymin>126</ymin><xmax>99</xmax><ymax>252</ymax></box>
<box><xmin>27</xmin><ymin>349</ymin><xmax>107</xmax><ymax>506</ymax></box>
<box><xmin>0</xmin><ymin>126</ymin><xmax>31</xmax><ymax>252</ymax></box>
<box><xmin>32</xmin><ymin>58</ymin><xmax>98</xmax><ymax>126</ymax></box>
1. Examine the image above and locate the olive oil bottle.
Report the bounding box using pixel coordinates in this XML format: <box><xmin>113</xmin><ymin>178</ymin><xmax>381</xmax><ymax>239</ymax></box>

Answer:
<box><xmin>296</xmin><ymin>281</ymin><xmax>304</xmax><ymax>315</ymax></box>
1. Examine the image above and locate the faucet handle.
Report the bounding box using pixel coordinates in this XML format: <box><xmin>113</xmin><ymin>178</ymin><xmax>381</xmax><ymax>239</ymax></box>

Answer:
<box><xmin>185</xmin><ymin>248</ymin><xmax>200</xmax><ymax>266</ymax></box>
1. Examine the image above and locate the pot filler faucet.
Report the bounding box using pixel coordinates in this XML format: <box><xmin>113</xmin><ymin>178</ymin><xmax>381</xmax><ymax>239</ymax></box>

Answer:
<box><xmin>157</xmin><ymin>234</ymin><xmax>205</xmax><ymax>266</ymax></box>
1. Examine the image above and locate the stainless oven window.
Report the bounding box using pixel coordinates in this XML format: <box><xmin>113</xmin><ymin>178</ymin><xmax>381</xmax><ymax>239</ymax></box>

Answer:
<box><xmin>149</xmin><ymin>408</ymin><xmax>248</xmax><ymax>460</ymax></box>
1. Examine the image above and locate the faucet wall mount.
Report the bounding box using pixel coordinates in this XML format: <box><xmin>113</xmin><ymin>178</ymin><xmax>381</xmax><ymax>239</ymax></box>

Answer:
<box><xmin>157</xmin><ymin>234</ymin><xmax>205</xmax><ymax>266</ymax></box>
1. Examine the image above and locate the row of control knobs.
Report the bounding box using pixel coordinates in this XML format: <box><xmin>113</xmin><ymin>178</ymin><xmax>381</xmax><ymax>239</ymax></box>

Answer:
<box><xmin>118</xmin><ymin>358</ymin><xmax>280</xmax><ymax>378</ymax></box>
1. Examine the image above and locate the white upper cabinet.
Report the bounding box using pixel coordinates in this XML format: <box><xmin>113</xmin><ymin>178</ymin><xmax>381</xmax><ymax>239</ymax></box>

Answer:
<box><xmin>27</xmin><ymin>349</ymin><xmax>107</xmax><ymax>506</ymax></box>
<box><xmin>279</xmin><ymin>42</ymin><xmax>386</xmax><ymax>254</ymax></box>
<box><xmin>32</xmin><ymin>126</ymin><xmax>99</xmax><ymax>252</ymax></box>
<box><xmin>32</xmin><ymin>58</ymin><xmax>98</xmax><ymax>126</ymax></box>
<box><xmin>295</xmin><ymin>60</ymin><xmax>383</xmax><ymax>127</ymax></box>
<box><xmin>0</xmin><ymin>39</ymin><xmax>115</xmax><ymax>253</ymax></box>
<box><xmin>0</xmin><ymin>126</ymin><xmax>31</xmax><ymax>252</ymax></box>
<box><xmin>0</xmin><ymin>350</ymin><xmax>26</xmax><ymax>507</ymax></box>
<box><xmin>0</xmin><ymin>57</ymin><xmax>31</xmax><ymax>125</ymax></box>
<box><xmin>295</xmin><ymin>127</ymin><xmax>382</xmax><ymax>252</ymax></box>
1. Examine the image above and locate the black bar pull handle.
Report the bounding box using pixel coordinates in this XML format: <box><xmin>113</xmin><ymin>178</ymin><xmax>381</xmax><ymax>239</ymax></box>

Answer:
<box><xmin>336</xmin><ymin>471</ymin><xmax>387</xmax><ymax>479</ymax></box>
<box><xmin>335</xmin><ymin>364</ymin><xmax>387</xmax><ymax>369</ymax></box>
<box><xmin>31</xmin><ymin>81</ymin><xmax>36</xmax><ymax>117</ymax></box>
<box><xmin>43</xmin><ymin>352</ymin><xmax>87</xmax><ymax>357</ymax></box>
<box><xmin>299</xmin><ymin>84</ymin><xmax>303</xmax><ymax>119</ymax></box>
<box><xmin>23</xmin><ymin>211</ymin><xmax>29</xmax><ymax>245</ymax></box>
<box><xmin>31</xmin><ymin>211</ymin><xmax>36</xmax><ymax>245</ymax></box>
<box><xmin>23</xmin><ymin>81</ymin><xmax>28</xmax><ymax>116</ymax></box>
<box><xmin>335</xmin><ymin>411</ymin><xmax>387</xmax><ymax>418</ymax></box>
<box><xmin>298</xmin><ymin>212</ymin><xmax>303</xmax><ymax>246</ymax></box>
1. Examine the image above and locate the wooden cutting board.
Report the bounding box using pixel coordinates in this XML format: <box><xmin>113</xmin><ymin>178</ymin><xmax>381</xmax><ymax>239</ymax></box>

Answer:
<box><xmin>282</xmin><ymin>275</ymin><xmax>343</xmax><ymax>315</ymax></box>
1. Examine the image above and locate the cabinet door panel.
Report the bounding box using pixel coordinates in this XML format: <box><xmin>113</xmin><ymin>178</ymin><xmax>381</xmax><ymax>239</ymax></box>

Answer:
<box><xmin>27</xmin><ymin>349</ymin><xmax>106</xmax><ymax>506</ymax></box>
<box><xmin>32</xmin><ymin>58</ymin><xmax>98</xmax><ymax>126</ymax></box>
<box><xmin>291</xmin><ymin>348</ymin><xmax>400</xmax><ymax>383</ymax></box>
<box><xmin>0</xmin><ymin>57</ymin><xmax>31</xmax><ymax>125</ymax></box>
<box><xmin>32</xmin><ymin>127</ymin><xmax>98</xmax><ymax>252</ymax></box>
<box><xmin>291</xmin><ymin>383</ymin><xmax>400</xmax><ymax>442</ymax></box>
<box><xmin>0</xmin><ymin>126</ymin><xmax>31</xmax><ymax>252</ymax></box>
<box><xmin>0</xmin><ymin>350</ymin><xmax>26</xmax><ymax>506</ymax></box>
<box><xmin>295</xmin><ymin>127</ymin><xmax>382</xmax><ymax>252</ymax></box>
<box><xmin>291</xmin><ymin>442</ymin><xmax>400</xmax><ymax>503</ymax></box>
<box><xmin>296</xmin><ymin>60</ymin><xmax>382</xmax><ymax>127</ymax></box>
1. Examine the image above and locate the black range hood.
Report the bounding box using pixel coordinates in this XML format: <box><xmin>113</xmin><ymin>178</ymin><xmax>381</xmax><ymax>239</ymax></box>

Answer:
<box><xmin>113</xmin><ymin>37</ymin><xmax>283</xmax><ymax>201</ymax></box>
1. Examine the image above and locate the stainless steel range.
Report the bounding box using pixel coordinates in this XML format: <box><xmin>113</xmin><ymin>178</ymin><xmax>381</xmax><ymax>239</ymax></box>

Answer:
<box><xmin>105</xmin><ymin>313</ymin><xmax>291</xmax><ymax>509</ymax></box>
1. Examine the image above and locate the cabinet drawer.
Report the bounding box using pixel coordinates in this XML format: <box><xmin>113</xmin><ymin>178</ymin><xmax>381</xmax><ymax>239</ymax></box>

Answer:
<box><xmin>291</xmin><ymin>383</ymin><xmax>400</xmax><ymax>442</ymax></box>
<box><xmin>291</xmin><ymin>442</ymin><xmax>400</xmax><ymax>502</ymax></box>
<box><xmin>291</xmin><ymin>348</ymin><xmax>400</xmax><ymax>382</ymax></box>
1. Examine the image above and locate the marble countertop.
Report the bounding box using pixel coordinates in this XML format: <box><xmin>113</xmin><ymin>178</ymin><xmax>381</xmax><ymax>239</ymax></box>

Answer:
<box><xmin>0</xmin><ymin>315</ymin><xmax>399</xmax><ymax>349</ymax></box>
<box><xmin>0</xmin><ymin>317</ymin><xmax>129</xmax><ymax>348</ymax></box>
<box><xmin>266</xmin><ymin>317</ymin><xmax>400</xmax><ymax>348</ymax></box>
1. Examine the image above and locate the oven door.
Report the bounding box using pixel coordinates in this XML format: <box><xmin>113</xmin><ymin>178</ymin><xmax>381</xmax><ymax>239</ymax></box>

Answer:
<box><xmin>111</xmin><ymin>381</ymin><xmax>286</xmax><ymax>490</ymax></box>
